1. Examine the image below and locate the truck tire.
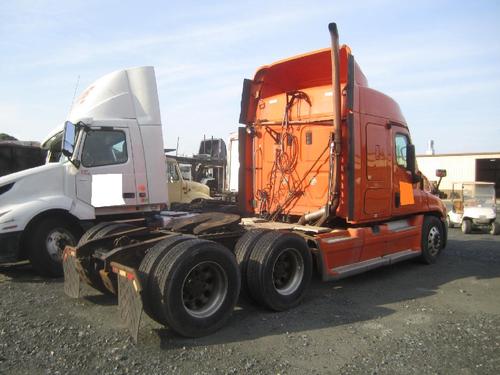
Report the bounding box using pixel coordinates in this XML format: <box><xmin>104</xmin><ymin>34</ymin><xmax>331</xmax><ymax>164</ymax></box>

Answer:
<box><xmin>246</xmin><ymin>231</ymin><xmax>312</xmax><ymax>311</ymax></box>
<box><xmin>28</xmin><ymin>217</ymin><xmax>81</xmax><ymax>277</ymax></box>
<box><xmin>77</xmin><ymin>222</ymin><xmax>114</xmax><ymax>246</ymax></box>
<box><xmin>138</xmin><ymin>235</ymin><xmax>194</xmax><ymax>323</ymax></box>
<box><xmin>93</xmin><ymin>223</ymin><xmax>133</xmax><ymax>238</ymax></box>
<box><xmin>92</xmin><ymin>223</ymin><xmax>134</xmax><ymax>292</ymax></box>
<box><xmin>420</xmin><ymin>216</ymin><xmax>444</xmax><ymax>264</ymax></box>
<box><xmin>461</xmin><ymin>219</ymin><xmax>472</xmax><ymax>234</ymax></box>
<box><xmin>83</xmin><ymin>223</ymin><xmax>134</xmax><ymax>294</ymax></box>
<box><xmin>154</xmin><ymin>239</ymin><xmax>240</xmax><ymax>337</ymax></box>
<box><xmin>490</xmin><ymin>221</ymin><xmax>500</xmax><ymax>235</ymax></box>
<box><xmin>234</xmin><ymin>229</ymin><xmax>271</xmax><ymax>300</ymax></box>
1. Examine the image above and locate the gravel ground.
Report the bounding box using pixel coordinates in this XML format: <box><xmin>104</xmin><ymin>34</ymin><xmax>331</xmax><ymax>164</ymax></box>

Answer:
<box><xmin>1</xmin><ymin>228</ymin><xmax>499</xmax><ymax>374</ymax></box>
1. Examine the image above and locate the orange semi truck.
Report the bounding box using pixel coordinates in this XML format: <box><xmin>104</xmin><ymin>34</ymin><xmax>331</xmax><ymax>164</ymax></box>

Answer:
<box><xmin>62</xmin><ymin>23</ymin><xmax>447</xmax><ymax>340</ymax></box>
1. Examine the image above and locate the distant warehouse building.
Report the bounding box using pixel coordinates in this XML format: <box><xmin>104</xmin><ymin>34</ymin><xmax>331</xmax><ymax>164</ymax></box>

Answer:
<box><xmin>417</xmin><ymin>152</ymin><xmax>500</xmax><ymax>196</ymax></box>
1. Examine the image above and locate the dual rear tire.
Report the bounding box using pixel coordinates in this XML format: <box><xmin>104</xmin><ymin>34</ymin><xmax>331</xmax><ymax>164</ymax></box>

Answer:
<box><xmin>77</xmin><ymin>222</ymin><xmax>134</xmax><ymax>293</ymax></box>
<box><xmin>138</xmin><ymin>230</ymin><xmax>313</xmax><ymax>337</ymax></box>
<box><xmin>138</xmin><ymin>235</ymin><xmax>195</xmax><ymax>324</ymax></box>
<box><xmin>139</xmin><ymin>238</ymin><xmax>240</xmax><ymax>338</ymax></box>
<box><xmin>235</xmin><ymin>230</ymin><xmax>313</xmax><ymax>311</ymax></box>
<box><xmin>234</xmin><ymin>228</ymin><xmax>270</xmax><ymax>299</ymax></box>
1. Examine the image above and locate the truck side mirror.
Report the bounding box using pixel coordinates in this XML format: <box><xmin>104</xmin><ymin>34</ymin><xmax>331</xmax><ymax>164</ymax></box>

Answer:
<box><xmin>61</xmin><ymin>121</ymin><xmax>81</xmax><ymax>168</ymax></box>
<box><xmin>239</xmin><ymin>79</ymin><xmax>257</xmax><ymax>125</ymax></box>
<box><xmin>406</xmin><ymin>144</ymin><xmax>421</xmax><ymax>183</ymax></box>
<box><xmin>436</xmin><ymin>169</ymin><xmax>447</xmax><ymax>178</ymax></box>
<box><xmin>62</xmin><ymin>121</ymin><xmax>76</xmax><ymax>158</ymax></box>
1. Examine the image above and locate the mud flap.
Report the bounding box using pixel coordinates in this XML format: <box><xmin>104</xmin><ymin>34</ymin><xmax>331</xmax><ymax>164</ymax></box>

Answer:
<box><xmin>63</xmin><ymin>246</ymin><xmax>81</xmax><ymax>298</ymax></box>
<box><xmin>111</xmin><ymin>262</ymin><xmax>143</xmax><ymax>343</ymax></box>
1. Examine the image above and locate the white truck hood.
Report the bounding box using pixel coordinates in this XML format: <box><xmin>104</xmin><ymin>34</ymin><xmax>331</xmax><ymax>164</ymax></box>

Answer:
<box><xmin>0</xmin><ymin>163</ymin><xmax>68</xmax><ymax>208</ymax></box>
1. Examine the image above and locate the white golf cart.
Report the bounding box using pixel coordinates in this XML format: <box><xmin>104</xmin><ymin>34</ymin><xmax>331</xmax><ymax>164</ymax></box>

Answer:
<box><xmin>447</xmin><ymin>182</ymin><xmax>498</xmax><ymax>235</ymax></box>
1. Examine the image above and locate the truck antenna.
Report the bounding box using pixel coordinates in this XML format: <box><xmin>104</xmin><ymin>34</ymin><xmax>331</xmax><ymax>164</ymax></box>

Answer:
<box><xmin>69</xmin><ymin>74</ymin><xmax>81</xmax><ymax>113</ymax></box>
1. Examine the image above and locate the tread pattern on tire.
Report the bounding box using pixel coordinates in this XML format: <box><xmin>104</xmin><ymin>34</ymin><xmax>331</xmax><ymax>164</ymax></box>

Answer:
<box><xmin>154</xmin><ymin>239</ymin><xmax>206</xmax><ymax>332</ymax></box>
<box><xmin>246</xmin><ymin>231</ymin><xmax>312</xmax><ymax>311</ymax></box>
<box><xmin>85</xmin><ymin>223</ymin><xmax>133</xmax><ymax>293</ymax></box>
<box><xmin>138</xmin><ymin>235</ymin><xmax>194</xmax><ymax>323</ymax></box>
<box><xmin>94</xmin><ymin>223</ymin><xmax>134</xmax><ymax>240</ymax></box>
<box><xmin>77</xmin><ymin>222</ymin><xmax>113</xmax><ymax>247</ymax></box>
<box><xmin>234</xmin><ymin>229</ymin><xmax>271</xmax><ymax>299</ymax></box>
<box><xmin>246</xmin><ymin>231</ymin><xmax>283</xmax><ymax>306</ymax></box>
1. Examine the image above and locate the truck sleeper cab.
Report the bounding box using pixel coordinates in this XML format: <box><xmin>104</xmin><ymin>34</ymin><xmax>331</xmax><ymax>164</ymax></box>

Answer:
<box><xmin>62</xmin><ymin>23</ymin><xmax>447</xmax><ymax>341</ymax></box>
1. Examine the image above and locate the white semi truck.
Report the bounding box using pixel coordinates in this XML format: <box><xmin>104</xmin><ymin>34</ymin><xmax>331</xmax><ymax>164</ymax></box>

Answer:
<box><xmin>0</xmin><ymin>67</ymin><xmax>169</xmax><ymax>276</ymax></box>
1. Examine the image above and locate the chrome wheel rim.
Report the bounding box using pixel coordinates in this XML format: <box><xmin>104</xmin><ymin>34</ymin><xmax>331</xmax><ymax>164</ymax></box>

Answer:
<box><xmin>182</xmin><ymin>261</ymin><xmax>228</xmax><ymax>318</ymax></box>
<box><xmin>427</xmin><ymin>226</ymin><xmax>441</xmax><ymax>256</ymax></box>
<box><xmin>272</xmin><ymin>248</ymin><xmax>304</xmax><ymax>296</ymax></box>
<box><xmin>46</xmin><ymin>228</ymin><xmax>76</xmax><ymax>262</ymax></box>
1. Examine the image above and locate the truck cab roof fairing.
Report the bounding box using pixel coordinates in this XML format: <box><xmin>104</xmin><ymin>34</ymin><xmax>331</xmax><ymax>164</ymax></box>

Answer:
<box><xmin>68</xmin><ymin>66</ymin><xmax>161</xmax><ymax>126</ymax></box>
<box><xmin>253</xmin><ymin>47</ymin><xmax>368</xmax><ymax>100</ymax></box>
<box><xmin>250</xmin><ymin>47</ymin><xmax>406</xmax><ymax>127</ymax></box>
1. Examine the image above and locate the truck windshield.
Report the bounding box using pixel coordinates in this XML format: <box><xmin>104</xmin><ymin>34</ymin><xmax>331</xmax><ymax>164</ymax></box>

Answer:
<box><xmin>166</xmin><ymin>161</ymin><xmax>180</xmax><ymax>183</ymax></box>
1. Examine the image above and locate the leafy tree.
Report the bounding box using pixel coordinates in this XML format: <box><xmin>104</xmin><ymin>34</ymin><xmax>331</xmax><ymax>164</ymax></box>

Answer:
<box><xmin>0</xmin><ymin>133</ymin><xmax>17</xmax><ymax>141</ymax></box>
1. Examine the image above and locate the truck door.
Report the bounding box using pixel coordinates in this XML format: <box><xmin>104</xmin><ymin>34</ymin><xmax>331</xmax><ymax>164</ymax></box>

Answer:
<box><xmin>391</xmin><ymin>131</ymin><xmax>415</xmax><ymax>216</ymax></box>
<box><xmin>364</xmin><ymin>122</ymin><xmax>391</xmax><ymax>218</ymax></box>
<box><xmin>76</xmin><ymin>127</ymin><xmax>137</xmax><ymax>207</ymax></box>
<box><xmin>166</xmin><ymin>159</ymin><xmax>183</xmax><ymax>204</ymax></box>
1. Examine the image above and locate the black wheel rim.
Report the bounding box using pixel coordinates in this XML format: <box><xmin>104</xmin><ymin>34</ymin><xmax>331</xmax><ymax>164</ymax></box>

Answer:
<box><xmin>272</xmin><ymin>248</ymin><xmax>304</xmax><ymax>296</ymax></box>
<box><xmin>182</xmin><ymin>261</ymin><xmax>228</xmax><ymax>318</ymax></box>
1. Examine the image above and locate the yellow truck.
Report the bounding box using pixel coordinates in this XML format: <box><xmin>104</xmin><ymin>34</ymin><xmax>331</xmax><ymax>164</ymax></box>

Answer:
<box><xmin>166</xmin><ymin>157</ymin><xmax>211</xmax><ymax>208</ymax></box>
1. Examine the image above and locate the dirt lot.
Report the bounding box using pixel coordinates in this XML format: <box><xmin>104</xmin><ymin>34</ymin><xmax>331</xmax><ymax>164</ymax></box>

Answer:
<box><xmin>1</xmin><ymin>228</ymin><xmax>499</xmax><ymax>375</ymax></box>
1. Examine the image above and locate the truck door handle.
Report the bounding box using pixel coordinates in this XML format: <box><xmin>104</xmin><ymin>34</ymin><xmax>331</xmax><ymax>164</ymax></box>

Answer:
<box><xmin>395</xmin><ymin>192</ymin><xmax>400</xmax><ymax>208</ymax></box>
<box><xmin>123</xmin><ymin>192</ymin><xmax>135</xmax><ymax>199</ymax></box>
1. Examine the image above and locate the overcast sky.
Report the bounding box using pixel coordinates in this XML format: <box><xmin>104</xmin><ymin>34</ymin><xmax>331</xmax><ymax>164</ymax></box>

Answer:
<box><xmin>1</xmin><ymin>0</ymin><xmax>499</xmax><ymax>155</ymax></box>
